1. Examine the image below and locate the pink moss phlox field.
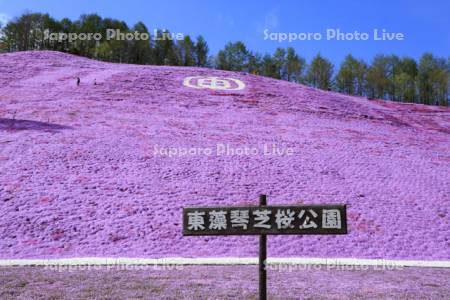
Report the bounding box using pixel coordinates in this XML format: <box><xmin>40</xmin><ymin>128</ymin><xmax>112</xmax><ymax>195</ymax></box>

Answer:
<box><xmin>0</xmin><ymin>51</ymin><xmax>449</xmax><ymax>259</ymax></box>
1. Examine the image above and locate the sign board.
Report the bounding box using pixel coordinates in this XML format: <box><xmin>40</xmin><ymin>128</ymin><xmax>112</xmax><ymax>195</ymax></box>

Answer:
<box><xmin>182</xmin><ymin>196</ymin><xmax>348</xmax><ymax>300</ymax></box>
<box><xmin>183</xmin><ymin>204</ymin><xmax>347</xmax><ymax>236</ymax></box>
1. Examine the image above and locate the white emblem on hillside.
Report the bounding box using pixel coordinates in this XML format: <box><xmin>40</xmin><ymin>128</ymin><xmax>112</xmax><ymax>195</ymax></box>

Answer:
<box><xmin>183</xmin><ymin>76</ymin><xmax>246</xmax><ymax>91</ymax></box>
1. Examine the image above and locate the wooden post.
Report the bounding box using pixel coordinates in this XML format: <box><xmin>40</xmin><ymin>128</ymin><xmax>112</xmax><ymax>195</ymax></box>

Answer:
<box><xmin>259</xmin><ymin>194</ymin><xmax>267</xmax><ymax>300</ymax></box>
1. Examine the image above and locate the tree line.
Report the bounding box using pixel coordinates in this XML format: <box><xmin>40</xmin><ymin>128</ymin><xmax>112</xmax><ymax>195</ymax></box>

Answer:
<box><xmin>0</xmin><ymin>13</ymin><xmax>208</xmax><ymax>67</ymax></box>
<box><xmin>1</xmin><ymin>12</ymin><xmax>448</xmax><ymax>106</ymax></box>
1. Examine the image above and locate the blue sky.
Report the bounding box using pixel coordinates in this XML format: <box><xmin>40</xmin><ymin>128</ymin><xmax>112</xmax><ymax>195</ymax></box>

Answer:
<box><xmin>0</xmin><ymin>0</ymin><xmax>449</xmax><ymax>65</ymax></box>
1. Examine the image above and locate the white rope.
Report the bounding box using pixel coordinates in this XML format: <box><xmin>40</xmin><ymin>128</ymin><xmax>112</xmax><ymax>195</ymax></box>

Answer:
<box><xmin>0</xmin><ymin>257</ymin><xmax>449</xmax><ymax>268</ymax></box>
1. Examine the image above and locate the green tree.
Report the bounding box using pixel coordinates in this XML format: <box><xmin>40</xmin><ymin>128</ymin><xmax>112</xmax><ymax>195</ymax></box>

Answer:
<box><xmin>393</xmin><ymin>57</ymin><xmax>417</xmax><ymax>102</ymax></box>
<box><xmin>128</xmin><ymin>22</ymin><xmax>152</xmax><ymax>64</ymax></box>
<box><xmin>77</xmin><ymin>14</ymin><xmax>103</xmax><ymax>58</ymax></box>
<box><xmin>418</xmin><ymin>53</ymin><xmax>449</xmax><ymax>105</ymax></box>
<box><xmin>335</xmin><ymin>54</ymin><xmax>367</xmax><ymax>96</ymax></box>
<box><xmin>154</xmin><ymin>30</ymin><xmax>178</xmax><ymax>65</ymax></box>
<box><xmin>306</xmin><ymin>54</ymin><xmax>334</xmax><ymax>90</ymax></box>
<box><xmin>98</xmin><ymin>18</ymin><xmax>129</xmax><ymax>63</ymax></box>
<box><xmin>286</xmin><ymin>47</ymin><xmax>306</xmax><ymax>83</ymax></box>
<box><xmin>195</xmin><ymin>35</ymin><xmax>208</xmax><ymax>67</ymax></box>
<box><xmin>1</xmin><ymin>13</ymin><xmax>59</xmax><ymax>52</ymax></box>
<box><xmin>177</xmin><ymin>35</ymin><xmax>195</xmax><ymax>66</ymax></box>
<box><xmin>366</xmin><ymin>55</ymin><xmax>391</xmax><ymax>99</ymax></box>
<box><xmin>216</xmin><ymin>41</ymin><xmax>249</xmax><ymax>71</ymax></box>
<box><xmin>247</xmin><ymin>51</ymin><xmax>263</xmax><ymax>74</ymax></box>
<box><xmin>261</xmin><ymin>54</ymin><xmax>278</xmax><ymax>78</ymax></box>
<box><xmin>273</xmin><ymin>48</ymin><xmax>286</xmax><ymax>79</ymax></box>
<box><xmin>388</xmin><ymin>55</ymin><xmax>401</xmax><ymax>101</ymax></box>
<box><xmin>58</xmin><ymin>18</ymin><xmax>74</xmax><ymax>52</ymax></box>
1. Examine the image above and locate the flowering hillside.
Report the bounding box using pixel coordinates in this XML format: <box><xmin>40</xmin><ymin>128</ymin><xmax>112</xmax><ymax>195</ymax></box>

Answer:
<box><xmin>0</xmin><ymin>51</ymin><xmax>449</xmax><ymax>259</ymax></box>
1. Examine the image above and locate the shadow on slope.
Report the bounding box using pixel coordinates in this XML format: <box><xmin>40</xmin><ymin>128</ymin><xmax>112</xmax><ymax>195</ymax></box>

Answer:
<box><xmin>0</xmin><ymin>118</ymin><xmax>72</xmax><ymax>132</ymax></box>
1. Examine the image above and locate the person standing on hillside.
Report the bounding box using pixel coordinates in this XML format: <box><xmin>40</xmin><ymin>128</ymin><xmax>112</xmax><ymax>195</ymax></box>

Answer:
<box><xmin>76</xmin><ymin>77</ymin><xmax>80</xmax><ymax>86</ymax></box>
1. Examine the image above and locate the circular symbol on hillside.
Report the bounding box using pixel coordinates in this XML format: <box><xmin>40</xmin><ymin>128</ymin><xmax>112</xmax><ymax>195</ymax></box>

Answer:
<box><xmin>183</xmin><ymin>76</ymin><xmax>246</xmax><ymax>91</ymax></box>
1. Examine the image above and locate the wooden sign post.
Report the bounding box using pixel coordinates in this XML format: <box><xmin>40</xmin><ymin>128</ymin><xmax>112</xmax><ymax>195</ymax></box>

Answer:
<box><xmin>259</xmin><ymin>194</ymin><xmax>267</xmax><ymax>300</ymax></box>
<box><xmin>183</xmin><ymin>195</ymin><xmax>347</xmax><ymax>300</ymax></box>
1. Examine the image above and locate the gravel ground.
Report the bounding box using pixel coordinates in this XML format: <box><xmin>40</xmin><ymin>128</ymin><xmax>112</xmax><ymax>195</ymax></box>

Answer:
<box><xmin>1</xmin><ymin>265</ymin><xmax>450</xmax><ymax>299</ymax></box>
